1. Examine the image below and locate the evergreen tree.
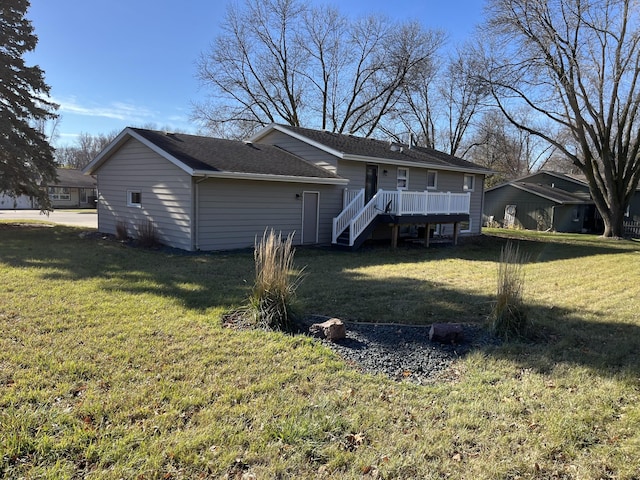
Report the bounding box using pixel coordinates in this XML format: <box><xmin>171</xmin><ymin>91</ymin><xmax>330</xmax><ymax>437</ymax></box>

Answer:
<box><xmin>0</xmin><ymin>0</ymin><xmax>57</xmax><ymax>210</ymax></box>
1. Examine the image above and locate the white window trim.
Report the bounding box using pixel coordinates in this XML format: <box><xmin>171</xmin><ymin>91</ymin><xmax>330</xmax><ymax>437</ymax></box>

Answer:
<box><xmin>463</xmin><ymin>174</ymin><xmax>475</xmax><ymax>192</ymax></box>
<box><xmin>127</xmin><ymin>190</ymin><xmax>142</xmax><ymax>208</ymax></box>
<box><xmin>48</xmin><ymin>186</ymin><xmax>71</xmax><ymax>201</ymax></box>
<box><xmin>397</xmin><ymin>167</ymin><xmax>409</xmax><ymax>190</ymax></box>
<box><xmin>460</xmin><ymin>219</ymin><xmax>472</xmax><ymax>233</ymax></box>
<box><xmin>426</xmin><ymin>170</ymin><xmax>437</xmax><ymax>190</ymax></box>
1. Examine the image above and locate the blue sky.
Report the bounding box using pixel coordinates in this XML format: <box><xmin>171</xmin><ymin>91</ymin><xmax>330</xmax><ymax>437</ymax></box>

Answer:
<box><xmin>27</xmin><ymin>0</ymin><xmax>485</xmax><ymax>147</ymax></box>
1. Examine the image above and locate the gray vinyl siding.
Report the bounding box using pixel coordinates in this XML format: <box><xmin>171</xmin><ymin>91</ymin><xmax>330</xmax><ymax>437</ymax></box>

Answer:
<box><xmin>484</xmin><ymin>185</ymin><xmax>556</xmax><ymax>231</ymax></box>
<box><xmin>626</xmin><ymin>191</ymin><xmax>640</xmax><ymax>221</ymax></box>
<box><xmin>258</xmin><ymin>131</ymin><xmax>339</xmax><ymax>174</ymax></box>
<box><xmin>196</xmin><ymin>178</ymin><xmax>343</xmax><ymax>251</ymax></box>
<box><xmin>94</xmin><ymin>138</ymin><xmax>193</xmax><ymax>250</ymax></box>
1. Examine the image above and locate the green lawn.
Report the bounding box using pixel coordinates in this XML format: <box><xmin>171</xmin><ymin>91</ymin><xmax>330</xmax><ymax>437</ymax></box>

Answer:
<box><xmin>1</xmin><ymin>222</ymin><xmax>639</xmax><ymax>479</ymax></box>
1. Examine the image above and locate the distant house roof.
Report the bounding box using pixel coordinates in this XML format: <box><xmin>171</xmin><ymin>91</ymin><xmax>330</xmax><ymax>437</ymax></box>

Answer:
<box><xmin>84</xmin><ymin>128</ymin><xmax>348</xmax><ymax>185</ymax></box>
<box><xmin>487</xmin><ymin>181</ymin><xmax>593</xmax><ymax>205</ymax></box>
<box><xmin>52</xmin><ymin>168</ymin><xmax>96</xmax><ymax>189</ymax></box>
<box><xmin>250</xmin><ymin>124</ymin><xmax>492</xmax><ymax>174</ymax></box>
<box><xmin>514</xmin><ymin>182</ymin><xmax>592</xmax><ymax>204</ymax></box>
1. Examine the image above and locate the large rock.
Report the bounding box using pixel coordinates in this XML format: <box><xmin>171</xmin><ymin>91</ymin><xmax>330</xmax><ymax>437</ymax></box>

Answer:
<box><xmin>309</xmin><ymin>318</ymin><xmax>346</xmax><ymax>342</ymax></box>
<box><xmin>429</xmin><ymin>323</ymin><xmax>464</xmax><ymax>344</ymax></box>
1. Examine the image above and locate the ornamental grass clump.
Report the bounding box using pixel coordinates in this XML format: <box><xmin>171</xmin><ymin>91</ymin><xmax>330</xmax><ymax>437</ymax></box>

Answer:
<box><xmin>136</xmin><ymin>219</ymin><xmax>158</xmax><ymax>248</ymax></box>
<box><xmin>491</xmin><ymin>241</ymin><xmax>530</xmax><ymax>340</ymax></box>
<box><xmin>249</xmin><ymin>229</ymin><xmax>304</xmax><ymax>332</ymax></box>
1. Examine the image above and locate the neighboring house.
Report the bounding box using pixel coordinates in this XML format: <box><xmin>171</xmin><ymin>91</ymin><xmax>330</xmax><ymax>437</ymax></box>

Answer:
<box><xmin>82</xmin><ymin>124</ymin><xmax>491</xmax><ymax>251</ymax></box>
<box><xmin>484</xmin><ymin>170</ymin><xmax>640</xmax><ymax>233</ymax></box>
<box><xmin>0</xmin><ymin>168</ymin><xmax>97</xmax><ymax>210</ymax></box>
<box><xmin>47</xmin><ymin>168</ymin><xmax>97</xmax><ymax>209</ymax></box>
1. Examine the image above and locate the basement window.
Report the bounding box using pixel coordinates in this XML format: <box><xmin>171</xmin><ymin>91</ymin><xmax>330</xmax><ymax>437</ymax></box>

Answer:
<box><xmin>127</xmin><ymin>190</ymin><xmax>142</xmax><ymax>208</ymax></box>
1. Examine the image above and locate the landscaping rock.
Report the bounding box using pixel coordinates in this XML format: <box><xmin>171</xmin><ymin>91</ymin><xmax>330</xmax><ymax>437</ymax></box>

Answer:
<box><xmin>309</xmin><ymin>318</ymin><xmax>346</xmax><ymax>342</ymax></box>
<box><xmin>429</xmin><ymin>323</ymin><xmax>464</xmax><ymax>344</ymax></box>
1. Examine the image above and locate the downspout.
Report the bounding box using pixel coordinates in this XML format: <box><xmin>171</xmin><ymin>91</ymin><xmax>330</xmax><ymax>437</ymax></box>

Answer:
<box><xmin>550</xmin><ymin>206</ymin><xmax>556</xmax><ymax>232</ymax></box>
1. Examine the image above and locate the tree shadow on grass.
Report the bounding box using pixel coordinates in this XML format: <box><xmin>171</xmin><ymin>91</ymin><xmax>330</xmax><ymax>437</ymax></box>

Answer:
<box><xmin>2</xmin><ymin>224</ymin><xmax>640</xmax><ymax>381</ymax></box>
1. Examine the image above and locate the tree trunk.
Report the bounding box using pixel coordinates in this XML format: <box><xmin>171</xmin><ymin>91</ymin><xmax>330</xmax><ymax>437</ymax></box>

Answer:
<box><xmin>601</xmin><ymin>206</ymin><xmax>625</xmax><ymax>238</ymax></box>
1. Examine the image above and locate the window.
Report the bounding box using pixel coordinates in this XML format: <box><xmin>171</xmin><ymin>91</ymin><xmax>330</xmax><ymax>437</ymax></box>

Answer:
<box><xmin>397</xmin><ymin>168</ymin><xmax>409</xmax><ymax>189</ymax></box>
<box><xmin>426</xmin><ymin>170</ymin><xmax>437</xmax><ymax>189</ymax></box>
<box><xmin>463</xmin><ymin>174</ymin><xmax>475</xmax><ymax>191</ymax></box>
<box><xmin>459</xmin><ymin>220</ymin><xmax>471</xmax><ymax>233</ymax></box>
<box><xmin>127</xmin><ymin>190</ymin><xmax>142</xmax><ymax>207</ymax></box>
<box><xmin>48</xmin><ymin>186</ymin><xmax>70</xmax><ymax>201</ymax></box>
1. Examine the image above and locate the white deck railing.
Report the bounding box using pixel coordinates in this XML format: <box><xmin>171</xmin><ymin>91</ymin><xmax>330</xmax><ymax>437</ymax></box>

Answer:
<box><xmin>332</xmin><ymin>189</ymin><xmax>365</xmax><ymax>243</ymax></box>
<box><xmin>333</xmin><ymin>189</ymin><xmax>471</xmax><ymax>246</ymax></box>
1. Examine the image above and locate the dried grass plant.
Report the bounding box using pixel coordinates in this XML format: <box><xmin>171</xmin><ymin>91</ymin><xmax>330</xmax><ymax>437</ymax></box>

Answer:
<box><xmin>136</xmin><ymin>219</ymin><xmax>158</xmax><ymax>248</ymax></box>
<box><xmin>491</xmin><ymin>241</ymin><xmax>530</xmax><ymax>339</ymax></box>
<box><xmin>248</xmin><ymin>229</ymin><xmax>304</xmax><ymax>331</ymax></box>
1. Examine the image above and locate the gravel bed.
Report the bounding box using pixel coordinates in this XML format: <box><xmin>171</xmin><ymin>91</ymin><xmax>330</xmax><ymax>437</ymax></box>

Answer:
<box><xmin>302</xmin><ymin>317</ymin><xmax>500</xmax><ymax>385</ymax></box>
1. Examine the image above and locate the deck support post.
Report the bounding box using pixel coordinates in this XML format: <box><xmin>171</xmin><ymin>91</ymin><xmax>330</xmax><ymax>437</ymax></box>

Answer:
<box><xmin>453</xmin><ymin>222</ymin><xmax>459</xmax><ymax>245</ymax></box>
<box><xmin>424</xmin><ymin>223</ymin><xmax>430</xmax><ymax>248</ymax></box>
<box><xmin>391</xmin><ymin>224</ymin><xmax>399</xmax><ymax>249</ymax></box>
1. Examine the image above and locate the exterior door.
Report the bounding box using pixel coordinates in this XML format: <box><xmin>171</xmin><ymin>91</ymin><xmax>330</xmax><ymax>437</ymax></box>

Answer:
<box><xmin>302</xmin><ymin>191</ymin><xmax>319</xmax><ymax>244</ymax></box>
<box><xmin>365</xmin><ymin>165</ymin><xmax>378</xmax><ymax>202</ymax></box>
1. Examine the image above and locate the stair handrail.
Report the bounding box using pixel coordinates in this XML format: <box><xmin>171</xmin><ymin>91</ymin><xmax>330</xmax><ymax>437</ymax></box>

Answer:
<box><xmin>349</xmin><ymin>190</ymin><xmax>387</xmax><ymax>246</ymax></box>
<box><xmin>332</xmin><ymin>188</ymin><xmax>364</xmax><ymax>243</ymax></box>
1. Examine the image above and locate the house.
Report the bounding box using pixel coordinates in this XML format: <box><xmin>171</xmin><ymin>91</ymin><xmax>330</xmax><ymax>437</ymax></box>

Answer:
<box><xmin>0</xmin><ymin>168</ymin><xmax>97</xmax><ymax>210</ymax></box>
<box><xmin>82</xmin><ymin>124</ymin><xmax>491</xmax><ymax>251</ymax></box>
<box><xmin>47</xmin><ymin>168</ymin><xmax>97</xmax><ymax>209</ymax></box>
<box><xmin>484</xmin><ymin>170</ymin><xmax>640</xmax><ymax>233</ymax></box>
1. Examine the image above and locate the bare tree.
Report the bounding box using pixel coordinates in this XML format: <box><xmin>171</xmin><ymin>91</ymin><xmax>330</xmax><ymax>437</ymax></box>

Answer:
<box><xmin>389</xmin><ymin>44</ymin><xmax>487</xmax><ymax>156</ymax></box>
<box><xmin>480</xmin><ymin>0</ymin><xmax>640</xmax><ymax>237</ymax></box>
<box><xmin>467</xmin><ymin>110</ymin><xmax>556</xmax><ymax>186</ymax></box>
<box><xmin>56</xmin><ymin>131</ymin><xmax>118</xmax><ymax>169</ymax></box>
<box><xmin>195</xmin><ymin>0</ymin><xmax>443</xmax><ymax>138</ymax></box>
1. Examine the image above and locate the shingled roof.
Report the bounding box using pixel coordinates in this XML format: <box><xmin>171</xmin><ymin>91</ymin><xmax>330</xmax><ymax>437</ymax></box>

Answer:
<box><xmin>254</xmin><ymin>124</ymin><xmax>491</xmax><ymax>173</ymax></box>
<box><xmin>85</xmin><ymin>128</ymin><xmax>346</xmax><ymax>184</ymax></box>
<box><xmin>129</xmin><ymin>128</ymin><xmax>342</xmax><ymax>180</ymax></box>
<box><xmin>500</xmin><ymin>182</ymin><xmax>593</xmax><ymax>204</ymax></box>
<box><xmin>53</xmin><ymin>168</ymin><xmax>96</xmax><ymax>188</ymax></box>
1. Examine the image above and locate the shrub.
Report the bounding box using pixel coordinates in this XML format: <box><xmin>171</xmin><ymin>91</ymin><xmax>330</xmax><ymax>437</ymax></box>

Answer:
<box><xmin>115</xmin><ymin>220</ymin><xmax>128</xmax><ymax>241</ymax></box>
<box><xmin>490</xmin><ymin>241</ymin><xmax>530</xmax><ymax>340</ymax></box>
<box><xmin>136</xmin><ymin>219</ymin><xmax>158</xmax><ymax>248</ymax></box>
<box><xmin>248</xmin><ymin>229</ymin><xmax>304</xmax><ymax>332</ymax></box>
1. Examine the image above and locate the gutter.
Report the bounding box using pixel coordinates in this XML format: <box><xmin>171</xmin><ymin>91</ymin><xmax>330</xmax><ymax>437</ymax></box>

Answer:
<box><xmin>191</xmin><ymin>170</ymin><xmax>349</xmax><ymax>185</ymax></box>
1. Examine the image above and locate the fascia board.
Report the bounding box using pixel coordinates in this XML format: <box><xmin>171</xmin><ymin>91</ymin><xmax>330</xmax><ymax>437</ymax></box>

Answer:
<box><xmin>249</xmin><ymin>124</ymin><xmax>345</xmax><ymax>158</ymax></box>
<box><xmin>82</xmin><ymin>128</ymin><xmax>195</xmax><ymax>176</ymax></box>
<box><xmin>82</xmin><ymin>128</ymin><xmax>131</xmax><ymax>174</ymax></box>
<box><xmin>192</xmin><ymin>170</ymin><xmax>349</xmax><ymax>185</ymax></box>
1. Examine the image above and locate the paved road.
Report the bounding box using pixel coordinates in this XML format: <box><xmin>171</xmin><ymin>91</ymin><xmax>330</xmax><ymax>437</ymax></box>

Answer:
<box><xmin>0</xmin><ymin>209</ymin><xmax>97</xmax><ymax>228</ymax></box>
